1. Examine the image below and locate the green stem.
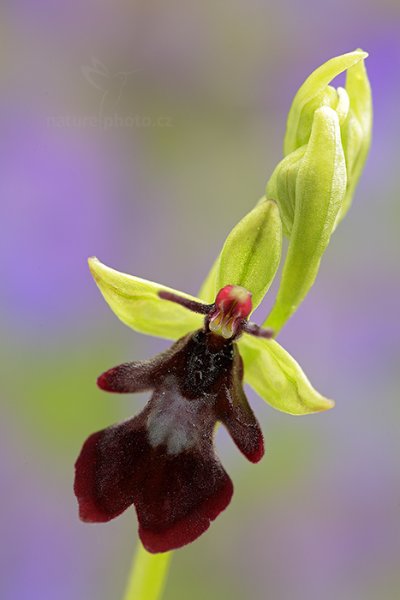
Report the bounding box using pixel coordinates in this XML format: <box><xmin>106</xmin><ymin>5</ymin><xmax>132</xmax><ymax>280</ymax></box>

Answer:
<box><xmin>122</xmin><ymin>542</ymin><xmax>172</xmax><ymax>600</ymax></box>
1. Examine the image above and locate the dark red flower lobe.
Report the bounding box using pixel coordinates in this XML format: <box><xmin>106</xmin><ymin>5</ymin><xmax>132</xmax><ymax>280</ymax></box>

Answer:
<box><xmin>74</xmin><ymin>329</ymin><xmax>263</xmax><ymax>552</ymax></box>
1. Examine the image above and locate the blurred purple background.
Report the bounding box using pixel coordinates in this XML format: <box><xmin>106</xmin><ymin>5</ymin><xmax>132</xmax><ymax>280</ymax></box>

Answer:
<box><xmin>1</xmin><ymin>1</ymin><xmax>400</xmax><ymax>599</ymax></box>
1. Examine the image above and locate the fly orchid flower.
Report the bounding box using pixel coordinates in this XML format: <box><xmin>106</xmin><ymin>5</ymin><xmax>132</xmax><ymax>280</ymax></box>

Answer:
<box><xmin>75</xmin><ymin>283</ymin><xmax>273</xmax><ymax>553</ymax></box>
<box><xmin>74</xmin><ymin>198</ymin><xmax>334</xmax><ymax>554</ymax></box>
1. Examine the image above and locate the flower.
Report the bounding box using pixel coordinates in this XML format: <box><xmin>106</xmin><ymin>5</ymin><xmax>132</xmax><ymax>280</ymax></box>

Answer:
<box><xmin>74</xmin><ymin>257</ymin><xmax>334</xmax><ymax>554</ymax></box>
<box><xmin>75</xmin><ymin>285</ymin><xmax>270</xmax><ymax>553</ymax></box>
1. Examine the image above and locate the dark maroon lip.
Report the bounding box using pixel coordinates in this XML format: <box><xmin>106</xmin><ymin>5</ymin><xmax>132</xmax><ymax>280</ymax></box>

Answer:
<box><xmin>74</xmin><ymin>326</ymin><xmax>264</xmax><ymax>553</ymax></box>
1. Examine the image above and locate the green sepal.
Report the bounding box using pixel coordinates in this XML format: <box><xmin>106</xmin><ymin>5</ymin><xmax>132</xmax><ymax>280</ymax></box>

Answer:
<box><xmin>239</xmin><ymin>335</ymin><xmax>334</xmax><ymax>415</ymax></box>
<box><xmin>266</xmin><ymin>106</ymin><xmax>346</xmax><ymax>332</ymax></box>
<box><xmin>88</xmin><ymin>257</ymin><xmax>202</xmax><ymax>340</ymax></box>
<box><xmin>284</xmin><ymin>49</ymin><xmax>368</xmax><ymax>155</ymax></box>
<box><xmin>215</xmin><ymin>199</ymin><xmax>282</xmax><ymax>311</ymax></box>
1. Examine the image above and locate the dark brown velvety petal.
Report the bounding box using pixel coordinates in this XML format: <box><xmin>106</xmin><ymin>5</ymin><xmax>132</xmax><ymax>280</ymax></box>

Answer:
<box><xmin>217</xmin><ymin>346</ymin><xmax>264</xmax><ymax>463</ymax></box>
<box><xmin>74</xmin><ymin>381</ymin><xmax>233</xmax><ymax>553</ymax></box>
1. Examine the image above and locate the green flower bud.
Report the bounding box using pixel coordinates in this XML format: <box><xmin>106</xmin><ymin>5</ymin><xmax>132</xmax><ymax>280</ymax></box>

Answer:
<box><xmin>265</xmin><ymin>50</ymin><xmax>372</xmax><ymax>332</ymax></box>
<box><xmin>284</xmin><ymin>50</ymin><xmax>368</xmax><ymax>152</ymax></box>
<box><xmin>281</xmin><ymin>48</ymin><xmax>372</xmax><ymax>227</ymax></box>
<box><xmin>266</xmin><ymin>106</ymin><xmax>347</xmax><ymax>332</ymax></box>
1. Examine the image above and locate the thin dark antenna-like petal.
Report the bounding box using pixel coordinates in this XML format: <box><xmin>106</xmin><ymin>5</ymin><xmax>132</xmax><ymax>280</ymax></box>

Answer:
<box><xmin>242</xmin><ymin>321</ymin><xmax>274</xmax><ymax>339</ymax></box>
<box><xmin>158</xmin><ymin>290</ymin><xmax>212</xmax><ymax>314</ymax></box>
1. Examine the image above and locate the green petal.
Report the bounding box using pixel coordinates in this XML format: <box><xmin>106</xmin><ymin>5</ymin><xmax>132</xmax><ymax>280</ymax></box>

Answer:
<box><xmin>89</xmin><ymin>257</ymin><xmax>202</xmax><ymax>340</ymax></box>
<box><xmin>239</xmin><ymin>335</ymin><xmax>334</xmax><ymax>415</ymax></box>
<box><xmin>284</xmin><ymin>49</ymin><xmax>368</xmax><ymax>155</ymax></box>
<box><xmin>266</xmin><ymin>106</ymin><xmax>346</xmax><ymax>332</ymax></box>
<box><xmin>216</xmin><ymin>198</ymin><xmax>282</xmax><ymax>311</ymax></box>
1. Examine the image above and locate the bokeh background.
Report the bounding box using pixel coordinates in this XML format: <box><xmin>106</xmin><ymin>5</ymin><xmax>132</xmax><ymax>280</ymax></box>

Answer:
<box><xmin>1</xmin><ymin>1</ymin><xmax>400</xmax><ymax>599</ymax></box>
